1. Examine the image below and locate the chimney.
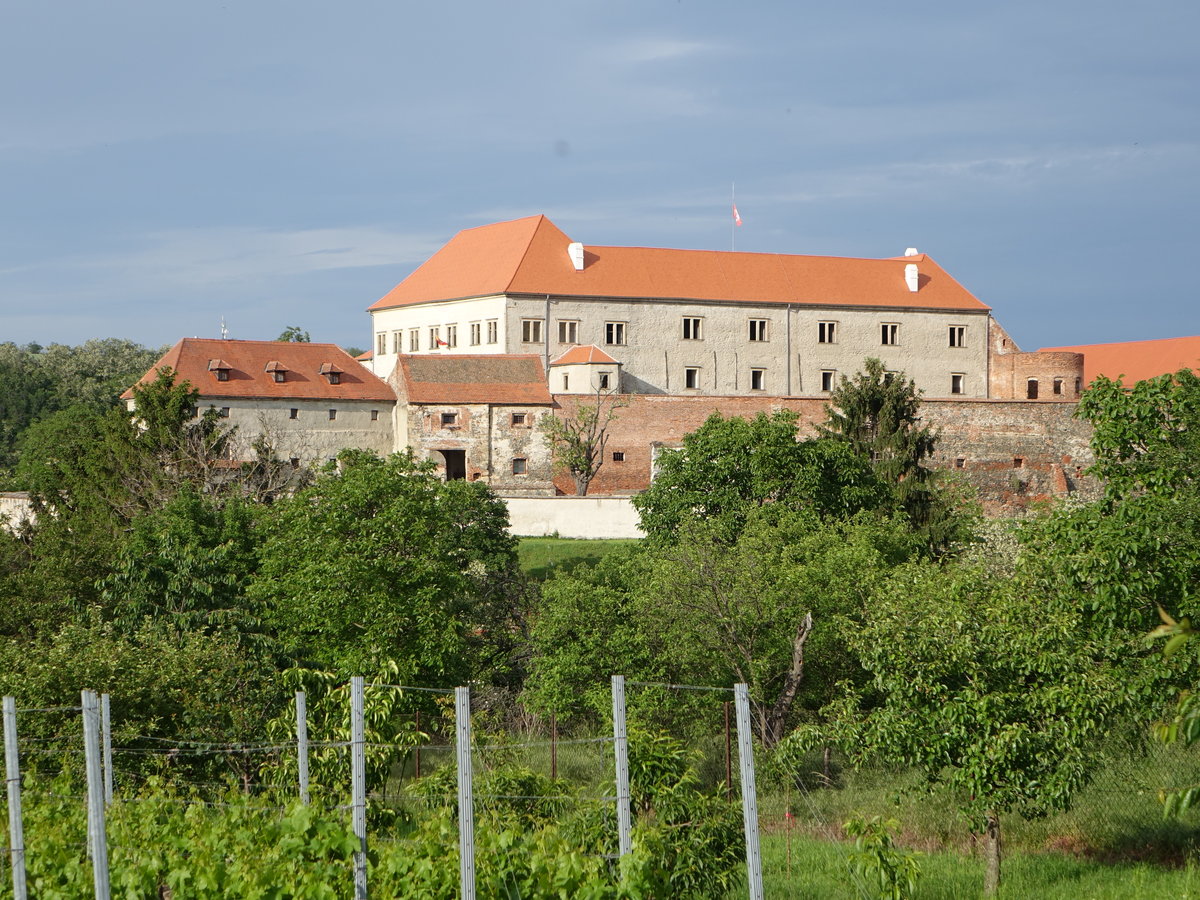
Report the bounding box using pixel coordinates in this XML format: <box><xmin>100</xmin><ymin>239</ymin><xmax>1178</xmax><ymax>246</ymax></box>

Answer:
<box><xmin>904</xmin><ymin>247</ymin><xmax>919</xmax><ymax>257</ymax></box>
<box><xmin>568</xmin><ymin>242</ymin><xmax>585</xmax><ymax>271</ymax></box>
<box><xmin>905</xmin><ymin>263</ymin><xmax>919</xmax><ymax>292</ymax></box>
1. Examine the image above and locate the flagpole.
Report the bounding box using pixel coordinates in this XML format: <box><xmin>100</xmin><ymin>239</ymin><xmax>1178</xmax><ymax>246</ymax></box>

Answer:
<box><xmin>731</xmin><ymin>182</ymin><xmax>736</xmax><ymax>252</ymax></box>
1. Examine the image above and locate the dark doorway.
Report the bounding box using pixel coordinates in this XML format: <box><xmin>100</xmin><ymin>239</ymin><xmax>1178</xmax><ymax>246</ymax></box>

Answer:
<box><xmin>437</xmin><ymin>449</ymin><xmax>466</xmax><ymax>481</ymax></box>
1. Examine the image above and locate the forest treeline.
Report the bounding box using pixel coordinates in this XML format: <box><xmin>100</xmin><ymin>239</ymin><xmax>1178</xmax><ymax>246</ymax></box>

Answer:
<box><xmin>0</xmin><ymin>341</ymin><xmax>1198</xmax><ymax>896</ymax></box>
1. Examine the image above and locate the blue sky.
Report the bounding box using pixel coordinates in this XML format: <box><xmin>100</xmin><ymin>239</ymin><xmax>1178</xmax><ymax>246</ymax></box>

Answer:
<box><xmin>3</xmin><ymin>0</ymin><xmax>1197</xmax><ymax>353</ymax></box>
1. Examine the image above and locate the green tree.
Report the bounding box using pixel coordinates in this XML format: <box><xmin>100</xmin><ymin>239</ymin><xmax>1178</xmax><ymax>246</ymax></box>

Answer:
<box><xmin>542</xmin><ymin>388</ymin><xmax>626</xmax><ymax>496</ymax></box>
<box><xmin>251</xmin><ymin>449</ymin><xmax>522</xmax><ymax>679</ymax></box>
<box><xmin>819</xmin><ymin>358</ymin><xmax>972</xmax><ymax>552</ymax></box>
<box><xmin>632</xmin><ymin>410</ymin><xmax>888</xmax><ymax>544</ymax></box>
<box><xmin>276</xmin><ymin>326</ymin><xmax>311</xmax><ymax>342</ymax></box>
<box><xmin>814</xmin><ymin>562</ymin><xmax>1124</xmax><ymax>897</ymax></box>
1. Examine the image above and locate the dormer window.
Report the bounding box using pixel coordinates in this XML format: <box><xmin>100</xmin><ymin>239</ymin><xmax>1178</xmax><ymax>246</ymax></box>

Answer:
<box><xmin>265</xmin><ymin>361</ymin><xmax>288</xmax><ymax>383</ymax></box>
<box><xmin>318</xmin><ymin>362</ymin><xmax>344</xmax><ymax>385</ymax></box>
<box><xmin>208</xmin><ymin>359</ymin><xmax>231</xmax><ymax>382</ymax></box>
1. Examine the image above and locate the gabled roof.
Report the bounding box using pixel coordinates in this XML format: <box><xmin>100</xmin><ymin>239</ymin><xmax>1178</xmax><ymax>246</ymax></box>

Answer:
<box><xmin>550</xmin><ymin>345</ymin><xmax>619</xmax><ymax>366</ymax></box>
<box><xmin>394</xmin><ymin>354</ymin><xmax>553</xmax><ymax>405</ymax></box>
<box><xmin>1039</xmin><ymin>336</ymin><xmax>1200</xmax><ymax>385</ymax></box>
<box><xmin>369</xmin><ymin>215</ymin><xmax>989</xmax><ymax>313</ymax></box>
<box><xmin>122</xmin><ymin>339</ymin><xmax>395</xmax><ymax>402</ymax></box>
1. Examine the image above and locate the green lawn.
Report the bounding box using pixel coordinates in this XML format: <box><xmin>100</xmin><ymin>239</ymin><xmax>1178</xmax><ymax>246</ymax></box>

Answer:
<box><xmin>517</xmin><ymin>536</ymin><xmax>640</xmax><ymax>581</ymax></box>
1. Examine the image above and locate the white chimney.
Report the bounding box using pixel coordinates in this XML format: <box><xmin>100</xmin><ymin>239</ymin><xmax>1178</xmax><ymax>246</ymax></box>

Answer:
<box><xmin>568</xmin><ymin>242</ymin><xmax>585</xmax><ymax>271</ymax></box>
<box><xmin>904</xmin><ymin>247</ymin><xmax>919</xmax><ymax>257</ymax></box>
<box><xmin>905</xmin><ymin>263</ymin><xmax>919</xmax><ymax>292</ymax></box>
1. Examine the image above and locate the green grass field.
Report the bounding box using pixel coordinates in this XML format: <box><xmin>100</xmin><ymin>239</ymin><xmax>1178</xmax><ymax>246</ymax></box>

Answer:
<box><xmin>517</xmin><ymin>536</ymin><xmax>640</xmax><ymax>581</ymax></box>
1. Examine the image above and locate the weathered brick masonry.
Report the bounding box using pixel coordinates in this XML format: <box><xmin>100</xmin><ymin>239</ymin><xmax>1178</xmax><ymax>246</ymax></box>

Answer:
<box><xmin>551</xmin><ymin>394</ymin><xmax>1098</xmax><ymax>515</ymax></box>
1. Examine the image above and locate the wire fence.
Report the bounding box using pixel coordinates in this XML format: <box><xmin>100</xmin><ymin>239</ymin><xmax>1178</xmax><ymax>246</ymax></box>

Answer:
<box><xmin>0</xmin><ymin>677</ymin><xmax>766</xmax><ymax>900</ymax></box>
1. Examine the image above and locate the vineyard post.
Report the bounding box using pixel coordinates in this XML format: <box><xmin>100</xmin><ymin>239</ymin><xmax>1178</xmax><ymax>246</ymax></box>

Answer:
<box><xmin>350</xmin><ymin>677</ymin><xmax>367</xmax><ymax>900</ymax></box>
<box><xmin>3</xmin><ymin>696</ymin><xmax>27</xmax><ymax>900</ymax></box>
<box><xmin>81</xmin><ymin>690</ymin><xmax>111</xmax><ymax>899</ymax></box>
<box><xmin>455</xmin><ymin>685</ymin><xmax>476</xmax><ymax>900</ymax></box>
<box><xmin>734</xmin><ymin>683</ymin><xmax>764</xmax><ymax>900</ymax></box>
<box><xmin>611</xmin><ymin>675</ymin><xmax>632</xmax><ymax>859</ymax></box>
<box><xmin>295</xmin><ymin>691</ymin><xmax>310</xmax><ymax>805</ymax></box>
<box><xmin>100</xmin><ymin>694</ymin><xmax>113</xmax><ymax>805</ymax></box>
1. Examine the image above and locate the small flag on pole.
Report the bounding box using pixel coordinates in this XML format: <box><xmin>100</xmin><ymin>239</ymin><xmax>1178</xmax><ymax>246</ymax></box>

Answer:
<box><xmin>732</xmin><ymin>204</ymin><xmax>743</xmax><ymax>227</ymax></box>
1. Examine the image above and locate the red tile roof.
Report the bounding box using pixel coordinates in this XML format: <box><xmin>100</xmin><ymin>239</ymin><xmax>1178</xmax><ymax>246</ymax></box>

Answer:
<box><xmin>550</xmin><ymin>345</ymin><xmax>619</xmax><ymax>365</ymax></box>
<box><xmin>369</xmin><ymin>215</ymin><xmax>989</xmax><ymax>313</ymax></box>
<box><xmin>1039</xmin><ymin>336</ymin><xmax>1200</xmax><ymax>385</ymax></box>
<box><xmin>122</xmin><ymin>339</ymin><xmax>396</xmax><ymax>402</ymax></box>
<box><xmin>395</xmin><ymin>354</ymin><xmax>553</xmax><ymax>405</ymax></box>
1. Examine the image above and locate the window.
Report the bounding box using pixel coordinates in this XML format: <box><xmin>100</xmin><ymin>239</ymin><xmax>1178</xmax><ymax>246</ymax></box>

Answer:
<box><xmin>376</xmin><ymin>333</ymin><xmax>386</xmax><ymax>355</ymax></box>
<box><xmin>409</xmin><ymin>329</ymin><xmax>420</xmax><ymax>352</ymax></box>
<box><xmin>750</xmin><ymin>368</ymin><xmax>766</xmax><ymax>391</ymax></box>
<box><xmin>521</xmin><ymin>319</ymin><xmax>543</xmax><ymax>343</ymax></box>
<box><xmin>682</xmin><ymin>317</ymin><xmax>703</xmax><ymax>340</ymax></box>
<box><xmin>821</xmin><ymin>370</ymin><xmax>836</xmax><ymax>392</ymax></box>
<box><xmin>216</xmin><ymin>369</ymin><xmax>229</xmax><ymax>382</ymax></box>
<box><xmin>219</xmin><ymin>406</ymin><xmax>230</xmax><ymax>417</ymax></box>
<box><xmin>1053</xmin><ymin>378</ymin><xmax>1063</xmax><ymax>395</ymax></box>
<box><xmin>949</xmin><ymin>325</ymin><xmax>966</xmax><ymax>348</ymax></box>
<box><xmin>486</xmin><ymin>319</ymin><xmax>498</xmax><ymax>344</ymax></box>
<box><xmin>289</xmin><ymin>408</ymin><xmax>299</xmax><ymax>420</ymax></box>
<box><xmin>951</xmin><ymin>373</ymin><xmax>964</xmax><ymax>395</ymax></box>
<box><xmin>470</xmin><ymin>322</ymin><xmax>481</xmax><ymax>346</ymax></box>
<box><xmin>370</xmin><ymin>409</ymin><xmax>379</xmax><ymax>421</ymax></box>
<box><xmin>392</xmin><ymin>331</ymin><xmax>403</xmax><ymax>353</ymax></box>
<box><xmin>818</xmin><ymin>321</ymin><xmax>837</xmax><ymax>344</ymax></box>
<box><xmin>429</xmin><ymin>326</ymin><xmax>441</xmax><ymax>348</ymax></box>
<box><xmin>446</xmin><ymin>324</ymin><xmax>458</xmax><ymax>348</ymax></box>
<box><xmin>328</xmin><ymin>371</ymin><xmax>341</xmax><ymax>385</ymax></box>
<box><xmin>612</xmin><ymin>451</ymin><xmax>625</xmax><ymax>462</ymax></box>
<box><xmin>1074</xmin><ymin>377</ymin><xmax>1081</xmax><ymax>395</ymax></box>
<box><xmin>272</xmin><ymin>370</ymin><xmax>285</xmax><ymax>383</ymax></box>
<box><xmin>881</xmin><ymin>323</ymin><xmax>899</xmax><ymax>345</ymax></box>
<box><xmin>1027</xmin><ymin>379</ymin><xmax>1039</xmax><ymax>400</ymax></box>
<box><xmin>684</xmin><ymin>367</ymin><xmax>700</xmax><ymax>390</ymax></box>
<box><xmin>511</xmin><ymin>413</ymin><xmax>527</xmax><ymax>426</ymax></box>
<box><xmin>749</xmin><ymin>319</ymin><xmax>769</xmax><ymax>342</ymax></box>
<box><xmin>558</xmin><ymin>320</ymin><xmax>579</xmax><ymax>344</ymax></box>
<box><xmin>512</xmin><ymin>457</ymin><xmax>527</xmax><ymax>475</ymax></box>
<box><xmin>598</xmin><ymin>372</ymin><xmax>611</xmax><ymax>390</ymax></box>
<box><xmin>441</xmin><ymin>412</ymin><xmax>457</xmax><ymax>427</ymax></box>
<box><xmin>328</xmin><ymin>409</ymin><xmax>337</xmax><ymax>421</ymax></box>
<box><xmin>605</xmin><ymin>322</ymin><xmax>626</xmax><ymax>345</ymax></box>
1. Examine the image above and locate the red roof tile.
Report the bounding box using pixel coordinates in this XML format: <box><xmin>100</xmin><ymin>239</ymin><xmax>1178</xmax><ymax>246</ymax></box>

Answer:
<box><xmin>1039</xmin><ymin>336</ymin><xmax>1200</xmax><ymax>385</ymax></box>
<box><xmin>395</xmin><ymin>354</ymin><xmax>552</xmax><ymax>405</ymax></box>
<box><xmin>550</xmin><ymin>345</ymin><xmax>619</xmax><ymax>365</ymax></box>
<box><xmin>122</xmin><ymin>339</ymin><xmax>395</xmax><ymax>402</ymax></box>
<box><xmin>370</xmin><ymin>215</ymin><xmax>989</xmax><ymax>314</ymax></box>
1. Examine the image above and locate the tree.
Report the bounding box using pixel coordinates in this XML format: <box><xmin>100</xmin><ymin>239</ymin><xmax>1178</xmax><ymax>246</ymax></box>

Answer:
<box><xmin>542</xmin><ymin>388</ymin><xmax>626</xmax><ymax>496</ymax></box>
<box><xmin>250</xmin><ymin>449</ymin><xmax>522</xmax><ymax>679</ymax></box>
<box><xmin>820</xmin><ymin>358</ymin><xmax>972</xmax><ymax>552</ymax></box>
<box><xmin>813</xmin><ymin>562</ymin><xmax>1124</xmax><ymax>897</ymax></box>
<box><xmin>632</xmin><ymin>410</ymin><xmax>888</xmax><ymax>544</ymax></box>
<box><xmin>276</xmin><ymin>326</ymin><xmax>311</xmax><ymax>342</ymax></box>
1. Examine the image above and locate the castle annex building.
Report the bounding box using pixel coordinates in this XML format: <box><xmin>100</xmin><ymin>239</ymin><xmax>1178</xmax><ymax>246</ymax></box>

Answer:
<box><xmin>366</xmin><ymin>215</ymin><xmax>1081</xmax><ymax>403</ymax></box>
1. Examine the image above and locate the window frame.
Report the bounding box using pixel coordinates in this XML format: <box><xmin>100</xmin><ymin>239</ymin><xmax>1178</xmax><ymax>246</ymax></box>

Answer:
<box><xmin>684</xmin><ymin>366</ymin><xmax>700</xmax><ymax>390</ymax></box>
<box><xmin>605</xmin><ymin>321</ymin><xmax>627</xmax><ymax>346</ymax></box>
<box><xmin>820</xmin><ymin>370</ymin><xmax>837</xmax><ymax>392</ymax></box>
<box><xmin>749</xmin><ymin>319</ymin><xmax>769</xmax><ymax>342</ymax></box>
<box><xmin>521</xmin><ymin>318</ymin><xmax>543</xmax><ymax>343</ymax></box>
<box><xmin>446</xmin><ymin>324</ymin><xmax>458</xmax><ymax>349</ymax></box>
<box><xmin>486</xmin><ymin>319</ymin><xmax>498</xmax><ymax>344</ymax></box>
<box><xmin>469</xmin><ymin>322</ymin><xmax>481</xmax><ymax>346</ymax></box>
<box><xmin>881</xmin><ymin>323</ymin><xmax>899</xmax><ymax>346</ymax></box>
<box><xmin>682</xmin><ymin>317</ymin><xmax>703</xmax><ymax>341</ymax></box>
<box><xmin>949</xmin><ymin>325</ymin><xmax>966</xmax><ymax>348</ymax></box>
<box><xmin>750</xmin><ymin>368</ymin><xmax>766</xmax><ymax>391</ymax></box>
<box><xmin>950</xmin><ymin>373</ymin><xmax>964</xmax><ymax>395</ymax></box>
<box><xmin>512</xmin><ymin>457</ymin><xmax>528</xmax><ymax>475</ymax></box>
<box><xmin>558</xmin><ymin>320</ymin><xmax>579</xmax><ymax>344</ymax></box>
<box><xmin>409</xmin><ymin>329</ymin><xmax>420</xmax><ymax>352</ymax></box>
<box><xmin>818</xmin><ymin>321</ymin><xmax>837</xmax><ymax>344</ymax></box>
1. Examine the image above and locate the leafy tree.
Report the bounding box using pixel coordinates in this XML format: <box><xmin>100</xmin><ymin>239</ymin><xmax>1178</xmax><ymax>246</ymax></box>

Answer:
<box><xmin>813</xmin><ymin>562</ymin><xmax>1125</xmax><ymax>897</ymax></box>
<box><xmin>632</xmin><ymin>410</ymin><xmax>888</xmax><ymax>544</ymax></box>
<box><xmin>250</xmin><ymin>449</ymin><xmax>522</xmax><ymax>680</ymax></box>
<box><xmin>542</xmin><ymin>388</ymin><xmax>626</xmax><ymax>496</ymax></box>
<box><xmin>819</xmin><ymin>358</ymin><xmax>971</xmax><ymax>552</ymax></box>
<box><xmin>276</xmin><ymin>325</ymin><xmax>311</xmax><ymax>342</ymax></box>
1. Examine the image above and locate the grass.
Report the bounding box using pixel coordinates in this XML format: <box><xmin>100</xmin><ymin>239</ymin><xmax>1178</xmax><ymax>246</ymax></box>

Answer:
<box><xmin>517</xmin><ymin>536</ymin><xmax>640</xmax><ymax>581</ymax></box>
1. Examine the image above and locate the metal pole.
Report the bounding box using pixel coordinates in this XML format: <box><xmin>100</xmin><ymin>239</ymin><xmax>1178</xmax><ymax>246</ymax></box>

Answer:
<box><xmin>734</xmin><ymin>683</ymin><xmax>764</xmax><ymax>900</ymax></box>
<box><xmin>724</xmin><ymin>701</ymin><xmax>733</xmax><ymax>802</ymax></box>
<box><xmin>350</xmin><ymin>677</ymin><xmax>367</xmax><ymax>900</ymax></box>
<box><xmin>81</xmin><ymin>691</ymin><xmax>111</xmax><ymax>900</ymax></box>
<box><xmin>414</xmin><ymin>710</ymin><xmax>421</xmax><ymax>779</ymax></box>
<box><xmin>550</xmin><ymin>712</ymin><xmax>558</xmax><ymax>782</ymax></box>
<box><xmin>295</xmin><ymin>691</ymin><xmax>310</xmax><ymax>805</ymax></box>
<box><xmin>611</xmin><ymin>675</ymin><xmax>632</xmax><ymax>859</ymax></box>
<box><xmin>100</xmin><ymin>694</ymin><xmax>113</xmax><ymax>806</ymax></box>
<box><xmin>3</xmin><ymin>697</ymin><xmax>27</xmax><ymax>900</ymax></box>
<box><xmin>455</xmin><ymin>686</ymin><xmax>476</xmax><ymax>900</ymax></box>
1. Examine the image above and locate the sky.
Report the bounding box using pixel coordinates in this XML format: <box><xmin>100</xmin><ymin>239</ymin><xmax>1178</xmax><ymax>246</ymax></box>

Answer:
<box><xmin>2</xmin><ymin>0</ymin><xmax>1197</xmax><ymax>355</ymax></box>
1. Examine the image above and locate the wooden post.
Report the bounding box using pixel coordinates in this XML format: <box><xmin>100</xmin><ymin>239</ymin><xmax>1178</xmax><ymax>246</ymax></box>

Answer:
<box><xmin>550</xmin><ymin>713</ymin><xmax>558</xmax><ymax>781</ymax></box>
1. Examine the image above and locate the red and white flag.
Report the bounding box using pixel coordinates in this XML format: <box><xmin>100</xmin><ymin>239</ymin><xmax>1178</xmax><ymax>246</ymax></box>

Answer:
<box><xmin>437</xmin><ymin>338</ymin><xmax>448</xmax><ymax>347</ymax></box>
<box><xmin>732</xmin><ymin>204</ymin><xmax>743</xmax><ymax>226</ymax></box>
